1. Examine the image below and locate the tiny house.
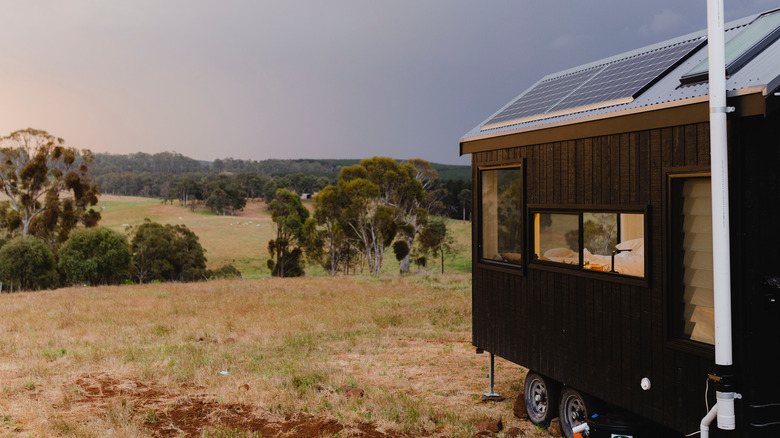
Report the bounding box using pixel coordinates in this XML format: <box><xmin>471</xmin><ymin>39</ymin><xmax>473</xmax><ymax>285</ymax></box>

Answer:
<box><xmin>460</xmin><ymin>9</ymin><xmax>780</xmax><ymax>438</ymax></box>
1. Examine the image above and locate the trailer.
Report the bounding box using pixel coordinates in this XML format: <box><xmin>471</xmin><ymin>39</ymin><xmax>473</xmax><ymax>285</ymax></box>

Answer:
<box><xmin>460</xmin><ymin>8</ymin><xmax>780</xmax><ymax>438</ymax></box>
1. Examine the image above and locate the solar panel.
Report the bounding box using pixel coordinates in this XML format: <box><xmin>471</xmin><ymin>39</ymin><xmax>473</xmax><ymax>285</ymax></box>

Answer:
<box><xmin>550</xmin><ymin>39</ymin><xmax>703</xmax><ymax>112</ymax></box>
<box><xmin>483</xmin><ymin>67</ymin><xmax>602</xmax><ymax>127</ymax></box>
<box><xmin>482</xmin><ymin>37</ymin><xmax>705</xmax><ymax>131</ymax></box>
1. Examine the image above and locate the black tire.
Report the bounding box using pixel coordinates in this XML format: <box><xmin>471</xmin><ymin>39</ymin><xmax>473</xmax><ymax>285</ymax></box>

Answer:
<box><xmin>523</xmin><ymin>371</ymin><xmax>559</xmax><ymax>426</ymax></box>
<box><xmin>558</xmin><ymin>387</ymin><xmax>602</xmax><ymax>438</ymax></box>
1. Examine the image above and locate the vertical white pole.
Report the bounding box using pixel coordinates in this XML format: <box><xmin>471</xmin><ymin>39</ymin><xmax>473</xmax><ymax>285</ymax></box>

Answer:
<box><xmin>706</xmin><ymin>0</ymin><xmax>737</xmax><ymax>432</ymax></box>
<box><xmin>708</xmin><ymin>0</ymin><xmax>732</xmax><ymax>369</ymax></box>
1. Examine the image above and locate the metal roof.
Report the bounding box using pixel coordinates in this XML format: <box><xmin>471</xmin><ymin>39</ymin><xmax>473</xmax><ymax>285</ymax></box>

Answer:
<box><xmin>461</xmin><ymin>9</ymin><xmax>780</xmax><ymax>144</ymax></box>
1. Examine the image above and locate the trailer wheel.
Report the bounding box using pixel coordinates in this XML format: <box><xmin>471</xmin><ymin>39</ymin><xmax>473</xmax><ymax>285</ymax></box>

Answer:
<box><xmin>558</xmin><ymin>387</ymin><xmax>600</xmax><ymax>438</ymax></box>
<box><xmin>523</xmin><ymin>371</ymin><xmax>559</xmax><ymax>425</ymax></box>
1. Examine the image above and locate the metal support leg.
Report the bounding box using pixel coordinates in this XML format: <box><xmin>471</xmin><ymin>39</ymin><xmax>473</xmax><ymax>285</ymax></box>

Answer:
<box><xmin>482</xmin><ymin>352</ymin><xmax>504</xmax><ymax>400</ymax></box>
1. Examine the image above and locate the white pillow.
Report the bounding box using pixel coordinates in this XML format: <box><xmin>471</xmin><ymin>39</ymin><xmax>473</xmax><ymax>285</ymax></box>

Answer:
<box><xmin>616</xmin><ymin>237</ymin><xmax>644</xmax><ymax>255</ymax></box>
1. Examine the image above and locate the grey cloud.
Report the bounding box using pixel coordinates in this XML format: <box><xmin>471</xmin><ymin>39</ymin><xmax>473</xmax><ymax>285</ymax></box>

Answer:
<box><xmin>641</xmin><ymin>8</ymin><xmax>686</xmax><ymax>36</ymax></box>
<box><xmin>0</xmin><ymin>1</ymin><xmax>773</xmax><ymax>166</ymax></box>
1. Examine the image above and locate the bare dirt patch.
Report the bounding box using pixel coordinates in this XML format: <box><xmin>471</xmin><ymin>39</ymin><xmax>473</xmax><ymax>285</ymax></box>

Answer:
<box><xmin>68</xmin><ymin>374</ymin><xmax>412</xmax><ymax>437</ymax></box>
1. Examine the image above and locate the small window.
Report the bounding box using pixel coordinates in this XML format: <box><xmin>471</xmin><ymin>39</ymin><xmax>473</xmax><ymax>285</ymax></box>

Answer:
<box><xmin>479</xmin><ymin>166</ymin><xmax>523</xmax><ymax>266</ymax></box>
<box><xmin>532</xmin><ymin>209</ymin><xmax>645</xmax><ymax>277</ymax></box>
<box><xmin>535</xmin><ymin>213</ymin><xmax>579</xmax><ymax>264</ymax></box>
<box><xmin>670</xmin><ymin>176</ymin><xmax>714</xmax><ymax>345</ymax></box>
<box><xmin>583</xmin><ymin>212</ymin><xmax>617</xmax><ymax>256</ymax></box>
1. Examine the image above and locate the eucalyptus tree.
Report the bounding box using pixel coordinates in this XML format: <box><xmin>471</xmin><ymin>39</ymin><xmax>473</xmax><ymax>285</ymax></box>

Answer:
<box><xmin>0</xmin><ymin>128</ymin><xmax>100</xmax><ymax>243</ymax></box>
<box><xmin>311</xmin><ymin>157</ymin><xmax>444</xmax><ymax>275</ymax></box>
<box><xmin>267</xmin><ymin>188</ymin><xmax>309</xmax><ymax>277</ymax></box>
<box><xmin>173</xmin><ymin>177</ymin><xmax>202</xmax><ymax>207</ymax></box>
<box><xmin>349</xmin><ymin>157</ymin><xmax>433</xmax><ymax>274</ymax></box>
<box><xmin>285</xmin><ymin>172</ymin><xmax>318</xmax><ymax>195</ymax></box>
<box><xmin>304</xmin><ymin>184</ymin><xmax>349</xmax><ymax>276</ymax></box>
<box><xmin>417</xmin><ymin>216</ymin><xmax>457</xmax><ymax>274</ymax></box>
<box><xmin>203</xmin><ymin>176</ymin><xmax>246</xmax><ymax>215</ymax></box>
<box><xmin>337</xmin><ymin>175</ymin><xmax>397</xmax><ymax>275</ymax></box>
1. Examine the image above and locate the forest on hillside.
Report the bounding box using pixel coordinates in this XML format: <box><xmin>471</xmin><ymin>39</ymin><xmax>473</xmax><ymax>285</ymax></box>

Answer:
<box><xmin>92</xmin><ymin>152</ymin><xmax>470</xmax><ymax>180</ymax></box>
<box><xmin>92</xmin><ymin>152</ymin><xmax>471</xmax><ymax>220</ymax></box>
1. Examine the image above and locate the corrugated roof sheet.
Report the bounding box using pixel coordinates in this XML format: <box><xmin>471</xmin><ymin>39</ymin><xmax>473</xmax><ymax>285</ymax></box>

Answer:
<box><xmin>462</xmin><ymin>9</ymin><xmax>780</xmax><ymax>143</ymax></box>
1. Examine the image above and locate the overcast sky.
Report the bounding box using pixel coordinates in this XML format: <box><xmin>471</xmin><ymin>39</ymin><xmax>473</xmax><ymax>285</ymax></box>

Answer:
<box><xmin>0</xmin><ymin>1</ymin><xmax>774</xmax><ymax>165</ymax></box>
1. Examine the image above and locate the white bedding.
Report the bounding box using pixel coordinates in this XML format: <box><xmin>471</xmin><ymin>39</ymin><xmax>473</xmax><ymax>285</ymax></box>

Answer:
<box><xmin>541</xmin><ymin>238</ymin><xmax>645</xmax><ymax>277</ymax></box>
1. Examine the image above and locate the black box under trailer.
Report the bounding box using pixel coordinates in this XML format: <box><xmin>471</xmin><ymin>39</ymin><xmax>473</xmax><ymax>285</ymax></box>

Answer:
<box><xmin>460</xmin><ymin>9</ymin><xmax>780</xmax><ymax>438</ymax></box>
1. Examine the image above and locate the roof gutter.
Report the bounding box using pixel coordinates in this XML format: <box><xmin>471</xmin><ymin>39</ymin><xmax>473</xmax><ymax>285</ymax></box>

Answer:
<box><xmin>459</xmin><ymin>98</ymin><xmax>711</xmax><ymax>155</ymax></box>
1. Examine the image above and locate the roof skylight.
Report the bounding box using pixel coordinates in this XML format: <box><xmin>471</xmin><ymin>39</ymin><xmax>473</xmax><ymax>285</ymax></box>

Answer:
<box><xmin>680</xmin><ymin>10</ymin><xmax>780</xmax><ymax>85</ymax></box>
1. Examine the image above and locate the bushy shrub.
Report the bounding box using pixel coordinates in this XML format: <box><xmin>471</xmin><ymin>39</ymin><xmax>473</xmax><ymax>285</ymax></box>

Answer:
<box><xmin>208</xmin><ymin>264</ymin><xmax>242</xmax><ymax>280</ymax></box>
<box><xmin>58</xmin><ymin>227</ymin><xmax>132</xmax><ymax>285</ymax></box>
<box><xmin>0</xmin><ymin>236</ymin><xmax>57</xmax><ymax>291</ymax></box>
<box><xmin>130</xmin><ymin>220</ymin><xmax>207</xmax><ymax>283</ymax></box>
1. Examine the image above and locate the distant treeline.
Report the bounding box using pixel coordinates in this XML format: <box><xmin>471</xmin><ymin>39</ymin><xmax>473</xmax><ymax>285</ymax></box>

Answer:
<box><xmin>92</xmin><ymin>152</ymin><xmax>470</xmax><ymax>180</ymax></box>
<box><xmin>93</xmin><ymin>152</ymin><xmax>472</xmax><ymax>219</ymax></box>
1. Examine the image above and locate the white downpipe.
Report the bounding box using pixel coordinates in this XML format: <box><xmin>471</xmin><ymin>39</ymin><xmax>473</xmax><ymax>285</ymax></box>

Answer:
<box><xmin>700</xmin><ymin>404</ymin><xmax>718</xmax><ymax>438</ymax></box>
<box><xmin>708</xmin><ymin>0</ymin><xmax>732</xmax><ymax>369</ymax></box>
<box><xmin>705</xmin><ymin>0</ymin><xmax>737</xmax><ymax>433</ymax></box>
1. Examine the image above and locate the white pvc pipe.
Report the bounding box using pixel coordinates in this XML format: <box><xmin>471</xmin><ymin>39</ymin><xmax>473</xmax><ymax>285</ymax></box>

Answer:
<box><xmin>705</xmin><ymin>0</ymin><xmax>737</xmax><ymax>432</ymax></box>
<box><xmin>716</xmin><ymin>391</ymin><xmax>737</xmax><ymax>430</ymax></box>
<box><xmin>707</xmin><ymin>0</ymin><xmax>733</xmax><ymax>370</ymax></box>
<box><xmin>700</xmin><ymin>404</ymin><xmax>718</xmax><ymax>438</ymax></box>
<box><xmin>571</xmin><ymin>423</ymin><xmax>589</xmax><ymax>434</ymax></box>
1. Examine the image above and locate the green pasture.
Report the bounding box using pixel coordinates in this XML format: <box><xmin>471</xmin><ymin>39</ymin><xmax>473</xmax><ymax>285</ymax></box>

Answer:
<box><xmin>96</xmin><ymin>195</ymin><xmax>472</xmax><ymax>280</ymax></box>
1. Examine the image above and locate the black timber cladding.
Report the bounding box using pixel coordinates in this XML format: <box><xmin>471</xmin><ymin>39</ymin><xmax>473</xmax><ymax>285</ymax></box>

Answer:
<box><xmin>471</xmin><ymin>124</ymin><xmax>700</xmax><ymax>430</ymax></box>
<box><xmin>469</xmin><ymin>108</ymin><xmax>780</xmax><ymax>435</ymax></box>
<box><xmin>464</xmin><ymin>8</ymin><xmax>780</xmax><ymax>435</ymax></box>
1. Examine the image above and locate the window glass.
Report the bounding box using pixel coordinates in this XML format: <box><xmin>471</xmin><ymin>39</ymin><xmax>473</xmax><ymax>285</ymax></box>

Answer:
<box><xmin>607</xmin><ymin>213</ymin><xmax>645</xmax><ymax>277</ymax></box>
<box><xmin>480</xmin><ymin>167</ymin><xmax>523</xmax><ymax>265</ymax></box>
<box><xmin>532</xmin><ymin>210</ymin><xmax>645</xmax><ymax>277</ymax></box>
<box><xmin>534</xmin><ymin>213</ymin><xmax>579</xmax><ymax>265</ymax></box>
<box><xmin>583</xmin><ymin>213</ymin><xmax>618</xmax><ymax>256</ymax></box>
<box><xmin>673</xmin><ymin>178</ymin><xmax>714</xmax><ymax>345</ymax></box>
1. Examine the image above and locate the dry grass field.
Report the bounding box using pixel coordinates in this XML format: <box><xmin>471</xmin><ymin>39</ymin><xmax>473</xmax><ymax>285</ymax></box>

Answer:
<box><xmin>0</xmin><ymin>275</ymin><xmax>545</xmax><ymax>438</ymax></box>
<box><xmin>95</xmin><ymin>195</ymin><xmax>473</xmax><ymax>280</ymax></box>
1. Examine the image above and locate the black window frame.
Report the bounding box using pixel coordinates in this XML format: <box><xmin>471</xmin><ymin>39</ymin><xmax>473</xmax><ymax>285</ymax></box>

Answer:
<box><xmin>666</xmin><ymin>171</ymin><xmax>715</xmax><ymax>357</ymax></box>
<box><xmin>528</xmin><ymin>204</ymin><xmax>649</xmax><ymax>286</ymax></box>
<box><xmin>476</xmin><ymin>163</ymin><xmax>525</xmax><ymax>274</ymax></box>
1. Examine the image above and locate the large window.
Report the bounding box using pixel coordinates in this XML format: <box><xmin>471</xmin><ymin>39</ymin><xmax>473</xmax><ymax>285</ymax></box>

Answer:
<box><xmin>531</xmin><ymin>209</ymin><xmax>645</xmax><ymax>278</ymax></box>
<box><xmin>479</xmin><ymin>166</ymin><xmax>523</xmax><ymax>267</ymax></box>
<box><xmin>670</xmin><ymin>175</ymin><xmax>714</xmax><ymax>346</ymax></box>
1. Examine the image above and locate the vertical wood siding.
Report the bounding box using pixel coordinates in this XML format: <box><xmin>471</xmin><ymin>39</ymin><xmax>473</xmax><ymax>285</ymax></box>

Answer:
<box><xmin>472</xmin><ymin>122</ymin><xmax>715</xmax><ymax>434</ymax></box>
